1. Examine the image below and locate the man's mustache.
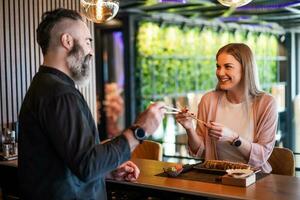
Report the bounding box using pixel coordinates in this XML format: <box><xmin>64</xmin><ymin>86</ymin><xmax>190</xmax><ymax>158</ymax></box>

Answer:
<box><xmin>84</xmin><ymin>54</ymin><xmax>92</xmax><ymax>63</ymax></box>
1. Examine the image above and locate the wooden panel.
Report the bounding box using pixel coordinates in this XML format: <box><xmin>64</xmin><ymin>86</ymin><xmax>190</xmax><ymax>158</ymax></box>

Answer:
<box><xmin>0</xmin><ymin>0</ymin><xmax>97</xmax><ymax>131</ymax></box>
<box><xmin>0</xmin><ymin>0</ymin><xmax>5</xmax><ymax>127</ymax></box>
<box><xmin>14</xmin><ymin>0</ymin><xmax>22</xmax><ymax>115</ymax></box>
<box><xmin>19</xmin><ymin>0</ymin><xmax>27</xmax><ymax>99</ymax></box>
<box><xmin>4</xmin><ymin>0</ymin><xmax>12</xmax><ymax>126</ymax></box>
<box><xmin>23</xmin><ymin>0</ymin><xmax>31</xmax><ymax>94</ymax></box>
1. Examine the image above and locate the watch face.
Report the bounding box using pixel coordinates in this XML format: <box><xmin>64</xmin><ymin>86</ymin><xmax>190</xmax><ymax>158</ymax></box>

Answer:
<box><xmin>234</xmin><ymin>139</ymin><xmax>242</xmax><ymax>147</ymax></box>
<box><xmin>136</xmin><ymin>128</ymin><xmax>146</xmax><ymax>138</ymax></box>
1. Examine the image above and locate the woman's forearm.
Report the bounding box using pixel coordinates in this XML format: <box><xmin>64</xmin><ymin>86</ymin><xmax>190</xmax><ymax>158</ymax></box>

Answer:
<box><xmin>235</xmin><ymin>136</ymin><xmax>252</xmax><ymax>160</ymax></box>
<box><xmin>186</xmin><ymin>128</ymin><xmax>204</xmax><ymax>155</ymax></box>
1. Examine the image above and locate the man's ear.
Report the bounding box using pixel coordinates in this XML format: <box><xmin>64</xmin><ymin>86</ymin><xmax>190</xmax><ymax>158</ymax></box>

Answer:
<box><xmin>61</xmin><ymin>33</ymin><xmax>74</xmax><ymax>51</ymax></box>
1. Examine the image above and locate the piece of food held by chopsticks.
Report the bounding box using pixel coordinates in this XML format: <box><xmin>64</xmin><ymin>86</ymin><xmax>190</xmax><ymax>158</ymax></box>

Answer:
<box><xmin>202</xmin><ymin>160</ymin><xmax>251</xmax><ymax>170</ymax></box>
<box><xmin>158</xmin><ymin>103</ymin><xmax>208</xmax><ymax>126</ymax></box>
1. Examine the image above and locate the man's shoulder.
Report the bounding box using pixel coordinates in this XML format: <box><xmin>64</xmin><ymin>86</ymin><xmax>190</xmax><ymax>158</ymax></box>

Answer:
<box><xmin>33</xmin><ymin>72</ymin><xmax>77</xmax><ymax>96</ymax></box>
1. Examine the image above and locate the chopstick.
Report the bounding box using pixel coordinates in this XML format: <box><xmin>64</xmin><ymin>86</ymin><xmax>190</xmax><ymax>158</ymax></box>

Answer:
<box><xmin>165</xmin><ymin>111</ymin><xmax>180</xmax><ymax>114</ymax></box>
<box><xmin>165</xmin><ymin>111</ymin><xmax>179</xmax><ymax>115</ymax></box>
<box><xmin>162</xmin><ymin>105</ymin><xmax>207</xmax><ymax>126</ymax></box>
<box><xmin>163</xmin><ymin>105</ymin><xmax>181</xmax><ymax>112</ymax></box>
<box><xmin>151</xmin><ymin>101</ymin><xmax>207</xmax><ymax>126</ymax></box>
<box><xmin>188</xmin><ymin>114</ymin><xmax>208</xmax><ymax>126</ymax></box>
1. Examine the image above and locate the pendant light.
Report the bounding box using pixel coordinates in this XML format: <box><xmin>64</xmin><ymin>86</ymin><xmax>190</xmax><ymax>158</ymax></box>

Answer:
<box><xmin>158</xmin><ymin>0</ymin><xmax>186</xmax><ymax>2</ymax></box>
<box><xmin>80</xmin><ymin>0</ymin><xmax>119</xmax><ymax>23</ymax></box>
<box><xmin>217</xmin><ymin>0</ymin><xmax>252</xmax><ymax>7</ymax></box>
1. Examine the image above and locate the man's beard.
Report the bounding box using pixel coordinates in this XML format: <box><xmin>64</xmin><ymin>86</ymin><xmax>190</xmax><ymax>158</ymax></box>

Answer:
<box><xmin>66</xmin><ymin>41</ymin><xmax>92</xmax><ymax>86</ymax></box>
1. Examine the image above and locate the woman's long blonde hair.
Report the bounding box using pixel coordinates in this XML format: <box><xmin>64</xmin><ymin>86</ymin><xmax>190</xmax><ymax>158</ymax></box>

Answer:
<box><xmin>215</xmin><ymin>43</ymin><xmax>263</xmax><ymax>100</ymax></box>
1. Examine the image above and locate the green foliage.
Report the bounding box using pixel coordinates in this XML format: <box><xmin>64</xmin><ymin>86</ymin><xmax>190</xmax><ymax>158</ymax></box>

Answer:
<box><xmin>135</xmin><ymin>21</ymin><xmax>280</xmax><ymax>111</ymax></box>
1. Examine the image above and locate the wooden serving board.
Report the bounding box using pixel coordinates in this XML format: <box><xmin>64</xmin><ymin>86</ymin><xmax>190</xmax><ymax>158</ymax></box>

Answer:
<box><xmin>221</xmin><ymin>173</ymin><xmax>256</xmax><ymax>187</ymax></box>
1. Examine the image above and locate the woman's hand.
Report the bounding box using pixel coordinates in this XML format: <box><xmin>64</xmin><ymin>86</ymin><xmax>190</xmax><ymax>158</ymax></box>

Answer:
<box><xmin>110</xmin><ymin>161</ymin><xmax>140</xmax><ymax>182</ymax></box>
<box><xmin>175</xmin><ymin>108</ymin><xmax>194</xmax><ymax>131</ymax></box>
<box><xmin>206</xmin><ymin>121</ymin><xmax>238</xmax><ymax>142</ymax></box>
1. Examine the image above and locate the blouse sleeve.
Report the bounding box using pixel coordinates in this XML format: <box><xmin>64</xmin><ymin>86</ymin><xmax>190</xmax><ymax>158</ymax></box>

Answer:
<box><xmin>188</xmin><ymin>93</ymin><xmax>209</xmax><ymax>158</ymax></box>
<box><xmin>248</xmin><ymin>95</ymin><xmax>277</xmax><ymax>170</ymax></box>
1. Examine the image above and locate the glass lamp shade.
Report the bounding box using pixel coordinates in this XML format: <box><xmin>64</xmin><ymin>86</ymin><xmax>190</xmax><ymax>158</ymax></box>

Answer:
<box><xmin>158</xmin><ymin>0</ymin><xmax>186</xmax><ymax>2</ymax></box>
<box><xmin>217</xmin><ymin>0</ymin><xmax>252</xmax><ymax>7</ymax></box>
<box><xmin>80</xmin><ymin>0</ymin><xmax>119</xmax><ymax>23</ymax></box>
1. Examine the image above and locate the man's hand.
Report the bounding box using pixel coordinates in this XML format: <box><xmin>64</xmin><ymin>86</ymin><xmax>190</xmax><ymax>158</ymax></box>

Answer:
<box><xmin>134</xmin><ymin>102</ymin><xmax>166</xmax><ymax>134</ymax></box>
<box><xmin>110</xmin><ymin>161</ymin><xmax>140</xmax><ymax>182</ymax></box>
<box><xmin>123</xmin><ymin>101</ymin><xmax>166</xmax><ymax>151</ymax></box>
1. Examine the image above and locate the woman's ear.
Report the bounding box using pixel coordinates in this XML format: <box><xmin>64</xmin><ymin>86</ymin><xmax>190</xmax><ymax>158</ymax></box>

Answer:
<box><xmin>61</xmin><ymin>33</ymin><xmax>74</xmax><ymax>51</ymax></box>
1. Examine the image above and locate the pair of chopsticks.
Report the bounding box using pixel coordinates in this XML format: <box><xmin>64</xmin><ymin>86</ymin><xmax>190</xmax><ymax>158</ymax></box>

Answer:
<box><xmin>162</xmin><ymin>104</ymin><xmax>207</xmax><ymax>126</ymax></box>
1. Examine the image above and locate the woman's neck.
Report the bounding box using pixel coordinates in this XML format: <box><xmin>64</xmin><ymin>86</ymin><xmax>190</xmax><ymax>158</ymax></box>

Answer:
<box><xmin>226</xmin><ymin>90</ymin><xmax>245</xmax><ymax>104</ymax></box>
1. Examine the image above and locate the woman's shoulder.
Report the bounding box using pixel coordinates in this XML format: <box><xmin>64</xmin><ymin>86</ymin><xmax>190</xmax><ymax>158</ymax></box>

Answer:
<box><xmin>202</xmin><ymin>90</ymin><xmax>223</xmax><ymax>100</ymax></box>
<box><xmin>253</xmin><ymin>92</ymin><xmax>277</xmax><ymax>112</ymax></box>
<box><xmin>255</xmin><ymin>92</ymin><xmax>276</xmax><ymax>104</ymax></box>
<box><xmin>199</xmin><ymin>90</ymin><xmax>224</xmax><ymax>106</ymax></box>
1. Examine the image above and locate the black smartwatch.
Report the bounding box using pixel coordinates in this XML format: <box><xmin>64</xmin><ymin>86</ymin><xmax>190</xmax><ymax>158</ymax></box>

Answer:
<box><xmin>130</xmin><ymin>126</ymin><xmax>147</xmax><ymax>143</ymax></box>
<box><xmin>232</xmin><ymin>136</ymin><xmax>242</xmax><ymax>147</ymax></box>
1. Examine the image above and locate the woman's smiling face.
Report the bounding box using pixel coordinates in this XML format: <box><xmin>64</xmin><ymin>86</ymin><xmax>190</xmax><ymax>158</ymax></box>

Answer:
<box><xmin>216</xmin><ymin>52</ymin><xmax>243</xmax><ymax>92</ymax></box>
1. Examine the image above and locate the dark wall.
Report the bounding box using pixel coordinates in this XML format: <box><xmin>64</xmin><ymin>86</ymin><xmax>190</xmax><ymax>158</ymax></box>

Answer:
<box><xmin>0</xmin><ymin>0</ymin><xmax>97</xmax><ymax>131</ymax></box>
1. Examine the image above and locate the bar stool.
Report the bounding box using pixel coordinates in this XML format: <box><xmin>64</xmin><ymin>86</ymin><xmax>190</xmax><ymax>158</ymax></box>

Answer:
<box><xmin>268</xmin><ymin>147</ymin><xmax>295</xmax><ymax>176</ymax></box>
<box><xmin>131</xmin><ymin>140</ymin><xmax>163</xmax><ymax>161</ymax></box>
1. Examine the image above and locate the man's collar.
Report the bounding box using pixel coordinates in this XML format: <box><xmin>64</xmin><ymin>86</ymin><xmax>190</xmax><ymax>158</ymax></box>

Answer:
<box><xmin>39</xmin><ymin>65</ymin><xmax>75</xmax><ymax>86</ymax></box>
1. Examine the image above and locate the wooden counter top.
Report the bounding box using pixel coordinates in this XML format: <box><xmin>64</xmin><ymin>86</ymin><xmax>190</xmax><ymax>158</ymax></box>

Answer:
<box><xmin>107</xmin><ymin>158</ymin><xmax>300</xmax><ymax>200</ymax></box>
<box><xmin>1</xmin><ymin>158</ymin><xmax>300</xmax><ymax>199</ymax></box>
<box><xmin>0</xmin><ymin>159</ymin><xmax>17</xmax><ymax>167</ymax></box>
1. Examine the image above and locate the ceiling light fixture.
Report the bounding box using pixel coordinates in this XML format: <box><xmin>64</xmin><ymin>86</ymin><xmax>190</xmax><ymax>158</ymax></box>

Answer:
<box><xmin>80</xmin><ymin>0</ymin><xmax>119</xmax><ymax>23</ymax></box>
<box><xmin>217</xmin><ymin>0</ymin><xmax>253</xmax><ymax>7</ymax></box>
<box><xmin>158</xmin><ymin>0</ymin><xmax>186</xmax><ymax>3</ymax></box>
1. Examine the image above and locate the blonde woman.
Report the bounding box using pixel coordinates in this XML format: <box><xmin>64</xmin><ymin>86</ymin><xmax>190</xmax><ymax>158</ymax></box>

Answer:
<box><xmin>176</xmin><ymin>43</ymin><xmax>277</xmax><ymax>173</ymax></box>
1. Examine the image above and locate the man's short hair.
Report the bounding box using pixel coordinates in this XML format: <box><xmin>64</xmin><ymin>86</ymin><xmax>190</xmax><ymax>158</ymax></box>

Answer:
<box><xmin>36</xmin><ymin>8</ymin><xmax>83</xmax><ymax>55</ymax></box>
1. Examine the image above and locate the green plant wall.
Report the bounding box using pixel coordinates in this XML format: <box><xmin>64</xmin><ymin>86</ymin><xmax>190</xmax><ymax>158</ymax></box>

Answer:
<box><xmin>136</xmin><ymin>21</ymin><xmax>280</xmax><ymax>111</ymax></box>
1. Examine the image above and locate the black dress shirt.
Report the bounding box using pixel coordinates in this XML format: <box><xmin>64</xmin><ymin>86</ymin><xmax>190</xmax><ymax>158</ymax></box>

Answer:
<box><xmin>18</xmin><ymin>66</ymin><xmax>131</xmax><ymax>200</ymax></box>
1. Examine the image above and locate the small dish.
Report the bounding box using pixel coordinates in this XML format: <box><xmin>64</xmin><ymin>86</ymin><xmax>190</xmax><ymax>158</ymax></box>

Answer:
<box><xmin>226</xmin><ymin>169</ymin><xmax>254</xmax><ymax>178</ymax></box>
<box><xmin>163</xmin><ymin>167</ymin><xmax>183</xmax><ymax>177</ymax></box>
<box><xmin>163</xmin><ymin>163</ymin><xmax>202</xmax><ymax>177</ymax></box>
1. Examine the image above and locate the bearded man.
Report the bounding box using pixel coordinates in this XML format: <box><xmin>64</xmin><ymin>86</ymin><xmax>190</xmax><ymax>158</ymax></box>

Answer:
<box><xmin>18</xmin><ymin>8</ymin><xmax>165</xmax><ymax>200</ymax></box>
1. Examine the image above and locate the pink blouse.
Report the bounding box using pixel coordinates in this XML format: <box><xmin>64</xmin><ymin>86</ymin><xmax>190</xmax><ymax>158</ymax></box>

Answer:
<box><xmin>191</xmin><ymin>90</ymin><xmax>277</xmax><ymax>173</ymax></box>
